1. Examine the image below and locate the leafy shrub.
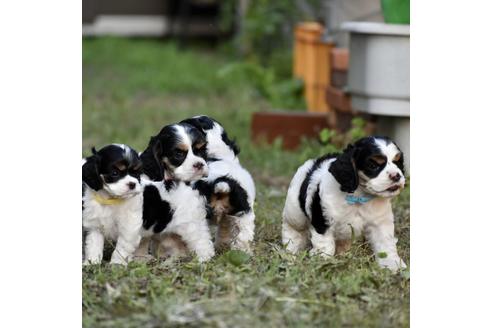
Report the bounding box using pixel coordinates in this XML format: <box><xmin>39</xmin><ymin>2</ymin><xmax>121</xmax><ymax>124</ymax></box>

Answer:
<box><xmin>218</xmin><ymin>0</ymin><xmax>326</xmax><ymax>110</ymax></box>
<box><xmin>217</xmin><ymin>62</ymin><xmax>305</xmax><ymax>109</ymax></box>
<box><xmin>319</xmin><ymin>117</ymin><xmax>369</xmax><ymax>150</ymax></box>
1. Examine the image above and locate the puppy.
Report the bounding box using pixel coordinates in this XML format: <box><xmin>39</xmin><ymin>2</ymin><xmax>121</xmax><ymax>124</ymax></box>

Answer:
<box><xmin>282</xmin><ymin>136</ymin><xmax>407</xmax><ymax>272</ymax></box>
<box><xmin>135</xmin><ymin>122</ymin><xmax>215</xmax><ymax>262</ymax></box>
<box><xmin>82</xmin><ymin>144</ymin><xmax>143</xmax><ymax>265</ymax></box>
<box><xmin>181</xmin><ymin>116</ymin><xmax>256</xmax><ymax>254</ymax></box>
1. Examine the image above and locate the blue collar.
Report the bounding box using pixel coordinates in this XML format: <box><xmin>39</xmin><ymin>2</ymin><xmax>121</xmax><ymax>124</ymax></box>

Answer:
<box><xmin>345</xmin><ymin>194</ymin><xmax>374</xmax><ymax>205</ymax></box>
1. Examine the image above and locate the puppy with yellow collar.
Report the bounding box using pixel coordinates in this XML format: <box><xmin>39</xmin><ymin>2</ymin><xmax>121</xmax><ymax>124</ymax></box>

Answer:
<box><xmin>82</xmin><ymin>144</ymin><xmax>143</xmax><ymax>265</ymax></box>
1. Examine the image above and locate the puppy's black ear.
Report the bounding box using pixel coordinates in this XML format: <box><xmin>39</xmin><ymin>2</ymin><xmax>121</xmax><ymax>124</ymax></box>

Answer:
<box><xmin>141</xmin><ymin>136</ymin><xmax>164</xmax><ymax>181</ymax></box>
<box><xmin>329</xmin><ymin>144</ymin><xmax>359</xmax><ymax>193</ymax></box>
<box><xmin>82</xmin><ymin>151</ymin><xmax>103</xmax><ymax>191</ymax></box>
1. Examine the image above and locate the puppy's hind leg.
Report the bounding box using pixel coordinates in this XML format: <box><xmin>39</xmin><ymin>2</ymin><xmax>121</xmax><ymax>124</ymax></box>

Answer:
<box><xmin>133</xmin><ymin>236</ymin><xmax>153</xmax><ymax>262</ymax></box>
<box><xmin>156</xmin><ymin>233</ymin><xmax>188</xmax><ymax>259</ymax></box>
<box><xmin>215</xmin><ymin>214</ymin><xmax>233</xmax><ymax>252</ymax></box>
<box><xmin>230</xmin><ymin>211</ymin><xmax>255</xmax><ymax>254</ymax></box>
<box><xmin>282</xmin><ymin>220</ymin><xmax>309</xmax><ymax>254</ymax></box>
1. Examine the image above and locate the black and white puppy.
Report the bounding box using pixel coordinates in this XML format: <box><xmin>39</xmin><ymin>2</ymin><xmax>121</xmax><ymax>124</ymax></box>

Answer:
<box><xmin>282</xmin><ymin>136</ymin><xmax>407</xmax><ymax>272</ymax></box>
<box><xmin>134</xmin><ymin>122</ymin><xmax>215</xmax><ymax>261</ymax></box>
<box><xmin>135</xmin><ymin>178</ymin><xmax>215</xmax><ymax>262</ymax></box>
<box><xmin>82</xmin><ymin>144</ymin><xmax>143</xmax><ymax>265</ymax></box>
<box><xmin>181</xmin><ymin>116</ymin><xmax>256</xmax><ymax>254</ymax></box>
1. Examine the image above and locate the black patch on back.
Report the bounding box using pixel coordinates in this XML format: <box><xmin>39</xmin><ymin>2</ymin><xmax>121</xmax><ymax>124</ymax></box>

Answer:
<box><xmin>181</xmin><ymin>116</ymin><xmax>240</xmax><ymax>156</ymax></box>
<box><xmin>142</xmin><ymin>185</ymin><xmax>174</xmax><ymax>233</ymax></box>
<box><xmin>181</xmin><ymin>116</ymin><xmax>215</xmax><ymax>131</ymax></box>
<box><xmin>299</xmin><ymin>153</ymin><xmax>338</xmax><ymax>216</ymax></box>
<box><xmin>310</xmin><ymin>184</ymin><xmax>329</xmax><ymax>234</ymax></box>
<box><xmin>214</xmin><ymin>176</ymin><xmax>250</xmax><ymax>215</ymax></box>
<box><xmin>221</xmin><ymin>131</ymin><xmax>240</xmax><ymax>156</ymax></box>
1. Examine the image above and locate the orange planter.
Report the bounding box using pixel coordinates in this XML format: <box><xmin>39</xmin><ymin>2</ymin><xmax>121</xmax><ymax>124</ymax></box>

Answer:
<box><xmin>293</xmin><ymin>22</ymin><xmax>334</xmax><ymax>113</ymax></box>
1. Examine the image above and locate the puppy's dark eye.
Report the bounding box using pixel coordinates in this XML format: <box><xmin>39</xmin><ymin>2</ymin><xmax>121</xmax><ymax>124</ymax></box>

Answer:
<box><xmin>194</xmin><ymin>146</ymin><xmax>205</xmax><ymax>154</ymax></box>
<box><xmin>174</xmin><ymin>149</ymin><xmax>186</xmax><ymax>158</ymax></box>
<box><xmin>111</xmin><ymin>170</ymin><xmax>119</xmax><ymax>177</ymax></box>
<box><xmin>367</xmin><ymin>160</ymin><xmax>378</xmax><ymax>170</ymax></box>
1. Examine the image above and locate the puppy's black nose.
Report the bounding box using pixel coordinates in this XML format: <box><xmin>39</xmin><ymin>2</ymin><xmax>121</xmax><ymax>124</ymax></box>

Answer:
<box><xmin>389</xmin><ymin>172</ymin><xmax>401</xmax><ymax>182</ymax></box>
<box><xmin>128</xmin><ymin>182</ymin><xmax>136</xmax><ymax>190</ymax></box>
<box><xmin>193</xmin><ymin>162</ymin><xmax>204</xmax><ymax>170</ymax></box>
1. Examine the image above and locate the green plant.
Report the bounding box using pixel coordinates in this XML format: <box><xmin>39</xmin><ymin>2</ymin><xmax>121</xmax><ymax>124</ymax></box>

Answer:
<box><xmin>316</xmin><ymin>117</ymin><xmax>370</xmax><ymax>156</ymax></box>
<box><xmin>217</xmin><ymin>61</ymin><xmax>305</xmax><ymax>109</ymax></box>
<box><xmin>237</xmin><ymin>1</ymin><xmax>324</xmax><ymax>62</ymax></box>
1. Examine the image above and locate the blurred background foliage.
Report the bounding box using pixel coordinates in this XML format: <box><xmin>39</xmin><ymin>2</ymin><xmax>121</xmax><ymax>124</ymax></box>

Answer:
<box><xmin>217</xmin><ymin>0</ymin><xmax>327</xmax><ymax>110</ymax></box>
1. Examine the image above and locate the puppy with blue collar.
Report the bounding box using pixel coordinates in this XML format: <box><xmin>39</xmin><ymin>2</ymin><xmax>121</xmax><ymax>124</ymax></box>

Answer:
<box><xmin>282</xmin><ymin>136</ymin><xmax>407</xmax><ymax>272</ymax></box>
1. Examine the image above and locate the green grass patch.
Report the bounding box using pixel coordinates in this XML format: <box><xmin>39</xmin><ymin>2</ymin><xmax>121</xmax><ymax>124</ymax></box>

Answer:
<box><xmin>83</xmin><ymin>38</ymin><xmax>410</xmax><ymax>327</ymax></box>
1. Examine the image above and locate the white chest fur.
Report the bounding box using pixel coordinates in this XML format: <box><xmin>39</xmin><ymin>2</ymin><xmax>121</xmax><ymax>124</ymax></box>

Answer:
<box><xmin>82</xmin><ymin>191</ymin><xmax>143</xmax><ymax>241</ymax></box>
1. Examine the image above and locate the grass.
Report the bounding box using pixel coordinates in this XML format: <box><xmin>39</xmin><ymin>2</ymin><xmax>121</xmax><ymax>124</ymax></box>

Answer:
<box><xmin>83</xmin><ymin>38</ymin><xmax>410</xmax><ymax>327</ymax></box>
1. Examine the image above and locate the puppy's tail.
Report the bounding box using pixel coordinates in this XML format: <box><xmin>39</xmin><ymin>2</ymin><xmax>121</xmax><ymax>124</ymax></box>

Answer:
<box><xmin>214</xmin><ymin>181</ymin><xmax>231</xmax><ymax>194</ymax></box>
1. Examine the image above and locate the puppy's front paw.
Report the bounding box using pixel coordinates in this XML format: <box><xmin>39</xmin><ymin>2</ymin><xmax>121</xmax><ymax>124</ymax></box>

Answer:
<box><xmin>83</xmin><ymin>258</ymin><xmax>101</xmax><ymax>266</ymax></box>
<box><xmin>110</xmin><ymin>255</ymin><xmax>129</xmax><ymax>266</ymax></box>
<box><xmin>309</xmin><ymin>248</ymin><xmax>334</xmax><ymax>258</ymax></box>
<box><xmin>377</xmin><ymin>257</ymin><xmax>406</xmax><ymax>273</ymax></box>
<box><xmin>196</xmin><ymin>248</ymin><xmax>215</xmax><ymax>263</ymax></box>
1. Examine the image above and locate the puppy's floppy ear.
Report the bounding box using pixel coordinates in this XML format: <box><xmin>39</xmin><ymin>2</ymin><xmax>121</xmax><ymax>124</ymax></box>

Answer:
<box><xmin>329</xmin><ymin>144</ymin><xmax>359</xmax><ymax>193</ymax></box>
<box><xmin>141</xmin><ymin>136</ymin><xmax>164</xmax><ymax>181</ymax></box>
<box><xmin>82</xmin><ymin>148</ymin><xmax>103</xmax><ymax>191</ymax></box>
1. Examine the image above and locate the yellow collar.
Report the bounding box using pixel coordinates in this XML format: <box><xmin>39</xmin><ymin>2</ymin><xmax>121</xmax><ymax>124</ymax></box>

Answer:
<box><xmin>92</xmin><ymin>193</ymin><xmax>124</xmax><ymax>205</ymax></box>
